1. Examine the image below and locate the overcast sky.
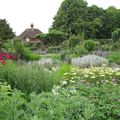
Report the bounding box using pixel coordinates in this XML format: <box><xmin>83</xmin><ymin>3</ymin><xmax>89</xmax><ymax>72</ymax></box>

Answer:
<box><xmin>0</xmin><ymin>0</ymin><xmax>120</xmax><ymax>35</ymax></box>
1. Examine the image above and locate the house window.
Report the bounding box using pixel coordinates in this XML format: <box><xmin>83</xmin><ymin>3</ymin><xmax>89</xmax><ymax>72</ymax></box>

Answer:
<box><xmin>26</xmin><ymin>36</ymin><xmax>30</xmax><ymax>42</ymax></box>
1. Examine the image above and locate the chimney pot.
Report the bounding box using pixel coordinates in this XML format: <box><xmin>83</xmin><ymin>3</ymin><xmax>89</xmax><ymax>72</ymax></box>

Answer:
<box><xmin>31</xmin><ymin>23</ymin><xmax>34</xmax><ymax>29</ymax></box>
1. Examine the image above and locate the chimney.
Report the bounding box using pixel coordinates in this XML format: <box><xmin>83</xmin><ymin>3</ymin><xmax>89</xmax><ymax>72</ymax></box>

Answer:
<box><xmin>31</xmin><ymin>23</ymin><xmax>34</xmax><ymax>30</ymax></box>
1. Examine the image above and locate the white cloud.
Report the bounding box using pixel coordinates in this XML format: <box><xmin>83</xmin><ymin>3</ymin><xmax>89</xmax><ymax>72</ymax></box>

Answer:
<box><xmin>0</xmin><ymin>0</ymin><xmax>119</xmax><ymax>35</ymax></box>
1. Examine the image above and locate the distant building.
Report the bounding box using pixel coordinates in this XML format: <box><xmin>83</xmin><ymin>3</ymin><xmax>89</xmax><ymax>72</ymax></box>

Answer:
<box><xmin>18</xmin><ymin>24</ymin><xmax>42</xmax><ymax>43</ymax></box>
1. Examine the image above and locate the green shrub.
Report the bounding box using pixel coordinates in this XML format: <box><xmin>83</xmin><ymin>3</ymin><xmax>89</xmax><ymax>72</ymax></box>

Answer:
<box><xmin>36</xmin><ymin>30</ymin><xmax>68</xmax><ymax>46</ymax></box>
<box><xmin>112</xmin><ymin>42</ymin><xmax>120</xmax><ymax>50</ymax></box>
<box><xmin>107</xmin><ymin>52</ymin><xmax>120</xmax><ymax>64</ymax></box>
<box><xmin>84</xmin><ymin>40</ymin><xmax>97</xmax><ymax>52</ymax></box>
<box><xmin>112</xmin><ymin>29</ymin><xmax>120</xmax><ymax>42</ymax></box>
<box><xmin>54</xmin><ymin>64</ymin><xmax>72</xmax><ymax>81</ymax></box>
<box><xmin>14</xmin><ymin>39</ymin><xmax>24</xmax><ymax>61</ymax></box>
<box><xmin>0</xmin><ymin>62</ymin><xmax>71</xmax><ymax>94</ymax></box>
<box><xmin>3</xmin><ymin>39</ymin><xmax>15</xmax><ymax>52</ymax></box>
<box><xmin>0</xmin><ymin>86</ymin><xmax>26</xmax><ymax>120</ymax></box>
<box><xmin>1</xmin><ymin>78</ymin><xmax>120</xmax><ymax>120</ymax></box>
<box><xmin>0</xmin><ymin>85</ymin><xmax>95</xmax><ymax>120</ymax></box>
<box><xmin>73</xmin><ymin>45</ymin><xmax>88</xmax><ymax>56</ymax></box>
<box><xmin>47</xmin><ymin>46</ymin><xmax>61</xmax><ymax>53</ymax></box>
<box><xmin>0</xmin><ymin>60</ymin><xmax>17</xmax><ymax>84</ymax></box>
<box><xmin>95</xmin><ymin>39</ymin><xmax>112</xmax><ymax>45</ymax></box>
<box><xmin>14</xmin><ymin>40</ymin><xmax>40</xmax><ymax>61</ymax></box>
<box><xmin>100</xmin><ymin>44</ymin><xmax>113</xmax><ymax>51</ymax></box>
<box><xmin>23</xmin><ymin>48</ymin><xmax>40</xmax><ymax>61</ymax></box>
<box><xmin>0</xmin><ymin>62</ymin><xmax>69</xmax><ymax>94</ymax></box>
<box><xmin>60</xmin><ymin>50</ymin><xmax>72</xmax><ymax>63</ymax></box>
<box><xmin>1</xmin><ymin>65</ymin><xmax>120</xmax><ymax>120</ymax></box>
<box><xmin>60</xmin><ymin>40</ymin><xmax>69</xmax><ymax>50</ymax></box>
<box><xmin>25</xmin><ymin>43</ymin><xmax>41</xmax><ymax>50</ymax></box>
<box><xmin>69</xmin><ymin>35</ymin><xmax>80</xmax><ymax>50</ymax></box>
<box><xmin>0</xmin><ymin>63</ymin><xmax>5</xmax><ymax>81</ymax></box>
<box><xmin>8</xmin><ymin>63</ymin><xmax>61</xmax><ymax>94</ymax></box>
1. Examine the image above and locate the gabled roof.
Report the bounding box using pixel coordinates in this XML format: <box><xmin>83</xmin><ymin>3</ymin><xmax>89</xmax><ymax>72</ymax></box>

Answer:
<box><xmin>18</xmin><ymin>24</ymin><xmax>42</xmax><ymax>40</ymax></box>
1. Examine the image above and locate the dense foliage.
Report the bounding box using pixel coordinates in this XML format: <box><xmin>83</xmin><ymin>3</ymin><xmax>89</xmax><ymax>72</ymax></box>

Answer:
<box><xmin>0</xmin><ymin>19</ymin><xmax>15</xmax><ymax>44</ymax></box>
<box><xmin>107</xmin><ymin>52</ymin><xmax>120</xmax><ymax>65</ymax></box>
<box><xmin>84</xmin><ymin>40</ymin><xmax>97</xmax><ymax>52</ymax></box>
<box><xmin>50</xmin><ymin>0</ymin><xmax>120</xmax><ymax>39</ymax></box>
<box><xmin>36</xmin><ymin>30</ymin><xmax>68</xmax><ymax>46</ymax></box>
<box><xmin>1</xmin><ymin>66</ymin><xmax>120</xmax><ymax>120</ymax></box>
<box><xmin>69</xmin><ymin>35</ymin><xmax>81</xmax><ymax>50</ymax></box>
<box><xmin>1</xmin><ymin>1</ymin><xmax>120</xmax><ymax>119</ymax></box>
<box><xmin>0</xmin><ymin>61</ymin><xmax>71</xmax><ymax>94</ymax></box>
<box><xmin>112</xmin><ymin>29</ymin><xmax>120</xmax><ymax>42</ymax></box>
<box><xmin>13</xmin><ymin>39</ymin><xmax>40</xmax><ymax>61</ymax></box>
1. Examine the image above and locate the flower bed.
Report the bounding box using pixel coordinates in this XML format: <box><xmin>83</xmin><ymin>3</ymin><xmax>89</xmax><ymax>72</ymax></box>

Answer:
<box><xmin>63</xmin><ymin>66</ymin><xmax>120</xmax><ymax>85</ymax></box>
<box><xmin>0</xmin><ymin>52</ymin><xmax>15</xmax><ymax>64</ymax></box>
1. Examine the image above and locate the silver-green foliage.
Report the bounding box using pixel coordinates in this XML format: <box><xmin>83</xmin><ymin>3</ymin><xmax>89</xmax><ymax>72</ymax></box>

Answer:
<box><xmin>71</xmin><ymin>55</ymin><xmax>108</xmax><ymax>68</ymax></box>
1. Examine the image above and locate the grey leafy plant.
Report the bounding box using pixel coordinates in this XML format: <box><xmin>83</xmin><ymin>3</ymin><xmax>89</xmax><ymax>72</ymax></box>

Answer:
<box><xmin>71</xmin><ymin>55</ymin><xmax>108</xmax><ymax>68</ymax></box>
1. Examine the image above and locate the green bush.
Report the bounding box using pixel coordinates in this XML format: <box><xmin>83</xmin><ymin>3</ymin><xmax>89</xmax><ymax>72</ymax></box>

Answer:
<box><xmin>47</xmin><ymin>46</ymin><xmax>61</xmax><ymax>53</ymax></box>
<box><xmin>60</xmin><ymin>40</ymin><xmax>69</xmax><ymax>50</ymax></box>
<box><xmin>36</xmin><ymin>30</ymin><xmax>68</xmax><ymax>46</ymax></box>
<box><xmin>112</xmin><ymin>42</ymin><xmax>120</xmax><ymax>50</ymax></box>
<box><xmin>54</xmin><ymin>64</ymin><xmax>72</xmax><ymax>81</ymax></box>
<box><xmin>0</xmin><ymin>60</ymin><xmax>17</xmax><ymax>84</ymax></box>
<box><xmin>60</xmin><ymin>50</ymin><xmax>72</xmax><ymax>63</ymax></box>
<box><xmin>3</xmin><ymin>39</ymin><xmax>15</xmax><ymax>52</ymax></box>
<box><xmin>8</xmin><ymin>63</ymin><xmax>61</xmax><ymax>94</ymax></box>
<box><xmin>0</xmin><ymin>62</ymin><xmax>71</xmax><ymax>94</ymax></box>
<box><xmin>69</xmin><ymin>35</ymin><xmax>80</xmax><ymax>50</ymax></box>
<box><xmin>14</xmin><ymin>39</ymin><xmax>24</xmax><ymax>61</ymax></box>
<box><xmin>14</xmin><ymin>40</ymin><xmax>40</xmax><ymax>61</ymax></box>
<box><xmin>84</xmin><ymin>40</ymin><xmax>97</xmax><ymax>52</ymax></box>
<box><xmin>23</xmin><ymin>48</ymin><xmax>40</xmax><ymax>61</ymax></box>
<box><xmin>25</xmin><ymin>43</ymin><xmax>41</xmax><ymax>50</ymax></box>
<box><xmin>0</xmin><ymin>85</ymin><xmax>26</xmax><ymax>120</ymax></box>
<box><xmin>112</xmin><ymin>29</ymin><xmax>120</xmax><ymax>42</ymax></box>
<box><xmin>100</xmin><ymin>44</ymin><xmax>113</xmax><ymax>51</ymax></box>
<box><xmin>1</xmin><ymin>77</ymin><xmax>120</xmax><ymax>120</ymax></box>
<box><xmin>0</xmin><ymin>82</ymin><xmax>95</xmax><ymax>120</ymax></box>
<box><xmin>73</xmin><ymin>45</ymin><xmax>88</xmax><ymax>56</ymax></box>
<box><xmin>107</xmin><ymin>52</ymin><xmax>120</xmax><ymax>64</ymax></box>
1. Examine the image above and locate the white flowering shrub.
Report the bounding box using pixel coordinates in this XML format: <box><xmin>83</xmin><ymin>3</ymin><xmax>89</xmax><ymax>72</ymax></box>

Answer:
<box><xmin>71</xmin><ymin>55</ymin><xmax>108</xmax><ymax>68</ymax></box>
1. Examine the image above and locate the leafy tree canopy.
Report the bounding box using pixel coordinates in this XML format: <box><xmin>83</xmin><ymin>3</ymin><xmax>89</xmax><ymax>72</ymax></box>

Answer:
<box><xmin>0</xmin><ymin>19</ymin><xmax>15</xmax><ymax>41</ymax></box>
<box><xmin>37</xmin><ymin>30</ymin><xmax>68</xmax><ymax>46</ymax></box>
<box><xmin>50</xmin><ymin>0</ymin><xmax>120</xmax><ymax>39</ymax></box>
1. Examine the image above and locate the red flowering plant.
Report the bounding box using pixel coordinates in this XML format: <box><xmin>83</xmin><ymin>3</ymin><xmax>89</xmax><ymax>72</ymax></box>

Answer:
<box><xmin>0</xmin><ymin>52</ymin><xmax>16</xmax><ymax>65</ymax></box>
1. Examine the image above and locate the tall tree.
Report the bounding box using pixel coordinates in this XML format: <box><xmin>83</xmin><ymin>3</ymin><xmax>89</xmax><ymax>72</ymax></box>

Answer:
<box><xmin>50</xmin><ymin>0</ymin><xmax>88</xmax><ymax>36</ymax></box>
<box><xmin>103</xmin><ymin>6</ymin><xmax>120</xmax><ymax>38</ymax></box>
<box><xmin>50</xmin><ymin>0</ymin><xmax>120</xmax><ymax>39</ymax></box>
<box><xmin>0</xmin><ymin>19</ymin><xmax>15</xmax><ymax>41</ymax></box>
